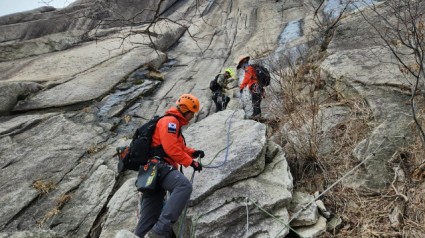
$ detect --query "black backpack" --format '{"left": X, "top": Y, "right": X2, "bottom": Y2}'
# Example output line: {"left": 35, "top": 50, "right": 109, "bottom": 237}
{"left": 209, "top": 74, "right": 221, "bottom": 92}
{"left": 116, "top": 115, "right": 177, "bottom": 173}
{"left": 251, "top": 64, "right": 271, "bottom": 87}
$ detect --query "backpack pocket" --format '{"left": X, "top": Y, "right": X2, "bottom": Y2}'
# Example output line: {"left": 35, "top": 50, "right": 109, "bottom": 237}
{"left": 135, "top": 162, "right": 159, "bottom": 192}
{"left": 251, "top": 83, "right": 264, "bottom": 94}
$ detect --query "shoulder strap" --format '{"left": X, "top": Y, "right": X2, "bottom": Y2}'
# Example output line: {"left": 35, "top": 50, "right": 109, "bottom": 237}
{"left": 150, "top": 114, "right": 185, "bottom": 159}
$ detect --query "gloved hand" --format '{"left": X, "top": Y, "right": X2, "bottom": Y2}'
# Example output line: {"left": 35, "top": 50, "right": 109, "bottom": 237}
{"left": 193, "top": 150, "right": 205, "bottom": 158}
{"left": 240, "top": 89, "right": 243, "bottom": 94}
{"left": 190, "top": 160, "right": 203, "bottom": 172}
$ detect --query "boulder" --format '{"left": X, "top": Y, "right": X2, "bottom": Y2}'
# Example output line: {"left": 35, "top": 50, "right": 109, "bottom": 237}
{"left": 289, "top": 192, "right": 319, "bottom": 227}
{"left": 179, "top": 110, "right": 293, "bottom": 237}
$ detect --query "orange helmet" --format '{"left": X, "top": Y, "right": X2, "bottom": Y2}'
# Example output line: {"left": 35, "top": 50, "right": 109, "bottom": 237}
{"left": 236, "top": 55, "right": 250, "bottom": 69}
{"left": 176, "top": 94, "right": 200, "bottom": 113}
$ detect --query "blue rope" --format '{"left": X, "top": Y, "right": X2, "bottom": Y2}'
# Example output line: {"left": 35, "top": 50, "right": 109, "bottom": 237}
{"left": 178, "top": 110, "right": 236, "bottom": 237}
{"left": 203, "top": 110, "right": 236, "bottom": 168}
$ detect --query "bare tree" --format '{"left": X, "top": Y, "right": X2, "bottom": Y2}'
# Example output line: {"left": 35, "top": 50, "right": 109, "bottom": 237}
{"left": 309, "top": 0, "right": 352, "bottom": 51}
{"left": 359, "top": 0, "right": 425, "bottom": 145}
{"left": 69, "top": 0, "right": 212, "bottom": 54}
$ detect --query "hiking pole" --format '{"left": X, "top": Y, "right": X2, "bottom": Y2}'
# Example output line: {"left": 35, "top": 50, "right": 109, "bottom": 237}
{"left": 177, "top": 169, "right": 196, "bottom": 238}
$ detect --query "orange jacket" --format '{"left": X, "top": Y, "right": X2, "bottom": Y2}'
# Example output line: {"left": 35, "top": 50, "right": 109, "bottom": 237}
{"left": 239, "top": 65, "right": 258, "bottom": 91}
{"left": 151, "top": 107, "right": 195, "bottom": 169}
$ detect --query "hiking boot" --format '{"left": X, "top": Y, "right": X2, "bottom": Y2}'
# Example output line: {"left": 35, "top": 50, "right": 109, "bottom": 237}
{"left": 144, "top": 229, "right": 169, "bottom": 238}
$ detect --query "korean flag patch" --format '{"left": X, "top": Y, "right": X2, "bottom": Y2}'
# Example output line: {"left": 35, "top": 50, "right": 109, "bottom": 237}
{"left": 168, "top": 122, "right": 177, "bottom": 134}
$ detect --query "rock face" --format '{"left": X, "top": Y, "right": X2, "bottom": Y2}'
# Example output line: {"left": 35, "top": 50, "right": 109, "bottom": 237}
{"left": 0, "top": 112, "right": 110, "bottom": 235}
{"left": 0, "top": 0, "right": 179, "bottom": 62}
{"left": 181, "top": 110, "right": 293, "bottom": 237}
{"left": 0, "top": 82, "right": 42, "bottom": 115}
{"left": 320, "top": 7, "right": 413, "bottom": 189}
{"left": 0, "top": 0, "right": 421, "bottom": 237}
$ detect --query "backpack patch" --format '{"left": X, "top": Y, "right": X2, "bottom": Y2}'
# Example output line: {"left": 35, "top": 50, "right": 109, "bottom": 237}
{"left": 117, "top": 115, "right": 176, "bottom": 172}
{"left": 209, "top": 74, "right": 221, "bottom": 92}
{"left": 251, "top": 64, "right": 271, "bottom": 87}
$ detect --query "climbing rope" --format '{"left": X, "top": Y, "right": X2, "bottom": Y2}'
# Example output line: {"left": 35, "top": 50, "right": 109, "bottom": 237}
{"left": 239, "top": 136, "right": 389, "bottom": 237}
{"left": 287, "top": 137, "right": 388, "bottom": 224}
{"left": 177, "top": 111, "right": 237, "bottom": 237}
{"left": 136, "top": 110, "right": 252, "bottom": 237}
{"left": 202, "top": 110, "right": 237, "bottom": 169}
{"left": 244, "top": 197, "right": 304, "bottom": 238}
{"left": 178, "top": 113, "right": 389, "bottom": 237}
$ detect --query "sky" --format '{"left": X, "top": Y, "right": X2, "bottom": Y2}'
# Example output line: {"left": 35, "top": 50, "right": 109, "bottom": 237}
{"left": 0, "top": 0, "right": 76, "bottom": 17}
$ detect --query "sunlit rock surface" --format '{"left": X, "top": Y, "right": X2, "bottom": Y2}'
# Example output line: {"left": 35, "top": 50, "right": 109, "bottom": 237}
{"left": 0, "top": 0, "right": 417, "bottom": 237}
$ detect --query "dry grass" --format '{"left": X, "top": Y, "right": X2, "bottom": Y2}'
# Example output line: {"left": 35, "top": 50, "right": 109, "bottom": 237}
{"left": 37, "top": 207, "right": 60, "bottom": 228}
{"left": 87, "top": 143, "right": 106, "bottom": 154}
{"left": 262, "top": 48, "right": 425, "bottom": 237}
{"left": 322, "top": 131, "right": 425, "bottom": 237}
{"left": 37, "top": 194, "right": 72, "bottom": 228}
{"left": 323, "top": 187, "right": 404, "bottom": 237}
{"left": 123, "top": 114, "right": 132, "bottom": 123}
{"left": 312, "top": 84, "right": 425, "bottom": 238}
{"left": 32, "top": 180, "right": 55, "bottom": 194}
{"left": 82, "top": 106, "right": 93, "bottom": 113}
{"left": 264, "top": 52, "right": 353, "bottom": 186}
{"left": 56, "top": 194, "right": 72, "bottom": 208}
{"left": 280, "top": 96, "right": 374, "bottom": 191}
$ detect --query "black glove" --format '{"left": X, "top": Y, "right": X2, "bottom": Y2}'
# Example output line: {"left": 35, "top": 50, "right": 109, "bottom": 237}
{"left": 193, "top": 150, "right": 205, "bottom": 158}
{"left": 190, "top": 160, "right": 203, "bottom": 172}
{"left": 240, "top": 89, "right": 243, "bottom": 94}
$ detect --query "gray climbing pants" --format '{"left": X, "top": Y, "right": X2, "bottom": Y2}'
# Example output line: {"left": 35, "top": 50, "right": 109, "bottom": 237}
{"left": 251, "top": 92, "right": 262, "bottom": 117}
{"left": 212, "top": 91, "right": 230, "bottom": 112}
{"left": 134, "top": 164, "right": 193, "bottom": 237}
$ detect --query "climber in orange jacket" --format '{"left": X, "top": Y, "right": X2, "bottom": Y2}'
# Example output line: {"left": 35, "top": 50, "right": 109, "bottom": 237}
{"left": 238, "top": 55, "right": 264, "bottom": 118}
{"left": 151, "top": 107, "right": 196, "bottom": 169}
{"left": 239, "top": 60, "right": 258, "bottom": 90}
{"left": 135, "top": 94, "right": 204, "bottom": 238}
